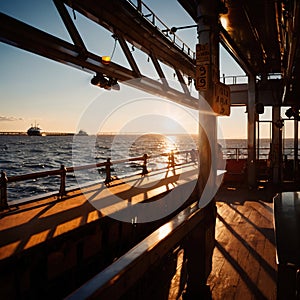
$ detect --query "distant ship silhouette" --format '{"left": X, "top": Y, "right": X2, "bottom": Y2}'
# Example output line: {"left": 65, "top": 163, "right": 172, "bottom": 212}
{"left": 76, "top": 130, "right": 88, "bottom": 136}
{"left": 27, "top": 122, "right": 42, "bottom": 136}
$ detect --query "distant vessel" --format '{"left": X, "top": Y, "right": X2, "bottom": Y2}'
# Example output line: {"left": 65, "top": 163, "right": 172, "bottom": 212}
{"left": 27, "top": 122, "right": 42, "bottom": 136}
{"left": 76, "top": 130, "right": 88, "bottom": 136}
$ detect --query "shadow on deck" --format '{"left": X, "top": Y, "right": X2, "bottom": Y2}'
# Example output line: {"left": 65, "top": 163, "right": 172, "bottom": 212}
{"left": 0, "top": 166, "right": 279, "bottom": 299}
{"left": 207, "top": 185, "right": 277, "bottom": 300}
{"left": 166, "top": 185, "right": 277, "bottom": 300}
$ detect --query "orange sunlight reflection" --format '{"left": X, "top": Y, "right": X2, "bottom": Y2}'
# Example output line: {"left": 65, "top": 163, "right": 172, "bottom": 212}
{"left": 158, "top": 222, "right": 173, "bottom": 241}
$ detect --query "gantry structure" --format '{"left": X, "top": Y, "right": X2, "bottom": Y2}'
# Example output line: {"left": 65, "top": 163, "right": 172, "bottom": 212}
{"left": 1, "top": 0, "right": 299, "bottom": 186}
{"left": 1, "top": 1, "right": 300, "bottom": 298}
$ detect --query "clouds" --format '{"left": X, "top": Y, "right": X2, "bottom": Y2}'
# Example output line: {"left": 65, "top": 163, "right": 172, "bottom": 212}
{"left": 0, "top": 116, "right": 23, "bottom": 122}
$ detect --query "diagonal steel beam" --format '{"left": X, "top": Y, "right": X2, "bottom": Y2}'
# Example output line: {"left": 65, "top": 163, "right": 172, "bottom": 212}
{"left": 117, "top": 34, "right": 141, "bottom": 77}
{"left": 0, "top": 13, "right": 133, "bottom": 80}
{"left": 219, "top": 26, "right": 255, "bottom": 76}
{"left": 149, "top": 53, "right": 169, "bottom": 88}
{"left": 175, "top": 69, "right": 190, "bottom": 95}
{"left": 62, "top": 0, "right": 196, "bottom": 79}
{"left": 53, "top": 0, "right": 87, "bottom": 56}
{"left": 0, "top": 12, "right": 198, "bottom": 110}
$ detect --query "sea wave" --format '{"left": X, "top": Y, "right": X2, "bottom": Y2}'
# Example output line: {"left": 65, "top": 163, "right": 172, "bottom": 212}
{"left": 0, "top": 134, "right": 196, "bottom": 201}
{"left": 0, "top": 135, "right": 295, "bottom": 202}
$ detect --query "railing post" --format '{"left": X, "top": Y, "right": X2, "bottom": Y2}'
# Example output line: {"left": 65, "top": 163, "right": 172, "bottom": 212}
{"left": 190, "top": 149, "right": 197, "bottom": 163}
{"left": 105, "top": 158, "right": 112, "bottom": 184}
{"left": 0, "top": 171, "right": 8, "bottom": 210}
{"left": 59, "top": 164, "right": 67, "bottom": 197}
{"left": 168, "top": 151, "right": 175, "bottom": 168}
{"left": 141, "top": 154, "right": 149, "bottom": 176}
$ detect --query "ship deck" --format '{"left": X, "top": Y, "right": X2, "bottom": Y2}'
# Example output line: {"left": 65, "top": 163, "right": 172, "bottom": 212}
{"left": 169, "top": 184, "right": 277, "bottom": 299}
{"left": 0, "top": 168, "right": 278, "bottom": 299}
{"left": 209, "top": 186, "right": 277, "bottom": 299}
{"left": 0, "top": 163, "right": 198, "bottom": 261}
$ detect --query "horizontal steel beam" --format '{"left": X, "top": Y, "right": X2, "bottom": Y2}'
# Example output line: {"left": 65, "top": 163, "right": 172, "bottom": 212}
{"left": 0, "top": 12, "right": 198, "bottom": 110}
{"left": 229, "top": 84, "right": 248, "bottom": 105}
{"left": 229, "top": 80, "right": 283, "bottom": 106}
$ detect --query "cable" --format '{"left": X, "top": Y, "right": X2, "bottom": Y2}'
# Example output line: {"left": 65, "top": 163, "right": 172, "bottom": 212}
{"left": 110, "top": 37, "right": 117, "bottom": 60}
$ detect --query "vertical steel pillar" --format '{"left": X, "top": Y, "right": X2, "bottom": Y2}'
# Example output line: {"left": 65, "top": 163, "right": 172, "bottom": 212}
{"left": 196, "top": 0, "right": 218, "bottom": 197}
{"left": 183, "top": 0, "right": 218, "bottom": 298}
{"left": 257, "top": 115, "right": 260, "bottom": 160}
{"left": 294, "top": 118, "right": 298, "bottom": 178}
{"left": 272, "top": 106, "right": 282, "bottom": 183}
{"left": 247, "top": 75, "right": 256, "bottom": 187}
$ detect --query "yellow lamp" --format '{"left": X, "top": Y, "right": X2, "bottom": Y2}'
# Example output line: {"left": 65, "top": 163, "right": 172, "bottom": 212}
{"left": 101, "top": 56, "right": 111, "bottom": 65}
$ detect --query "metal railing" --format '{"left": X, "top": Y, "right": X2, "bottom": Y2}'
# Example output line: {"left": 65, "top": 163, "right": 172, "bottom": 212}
{"left": 66, "top": 200, "right": 215, "bottom": 300}
{"left": 220, "top": 73, "right": 282, "bottom": 85}
{"left": 223, "top": 147, "right": 248, "bottom": 160}
{"left": 2, "top": 145, "right": 299, "bottom": 209}
{"left": 223, "top": 146, "right": 300, "bottom": 160}
{"left": 126, "top": 0, "right": 195, "bottom": 59}
{"left": 220, "top": 75, "right": 248, "bottom": 85}
{"left": 0, "top": 149, "right": 195, "bottom": 210}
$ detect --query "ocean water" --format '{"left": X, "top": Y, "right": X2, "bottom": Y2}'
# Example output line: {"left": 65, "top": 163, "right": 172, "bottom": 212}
{"left": 0, "top": 134, "right": 197, "bottom": 201}
{"left": 0, "top": 135, "right": 296, "bottom": 202}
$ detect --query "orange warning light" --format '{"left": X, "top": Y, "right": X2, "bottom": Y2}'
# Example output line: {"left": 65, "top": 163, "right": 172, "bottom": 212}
{"left": 101, "top": 56, "right": 111, "bottom": 65}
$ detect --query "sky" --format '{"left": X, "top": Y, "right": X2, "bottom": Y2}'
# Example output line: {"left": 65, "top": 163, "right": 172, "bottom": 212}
{"left": 0, "top": 0, "right": 288, "bottom": 139}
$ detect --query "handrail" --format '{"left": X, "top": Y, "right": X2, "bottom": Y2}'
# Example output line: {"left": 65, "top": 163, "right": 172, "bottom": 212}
{"left": 2, "top": 146, "right": 298, "bottom": 209}
{"left": 0, "top": 149, "right": 196, "bottom": 210}
{"left": 222, "top": 146, "right": 300, "bottom": 160}
{"left": 7, "top": 169, "right": 64, "bottom": 183}
{"left": 66, "top": 201, "right": 208, "bottom": 300}
{"left": 219, "top": 74, "right": 282, "bottom": 85}
{"left": 126, "top": 0, "right": 195, "bottom": 60}
{"left": 220, "top": 75, "right": 248, "bottom": 85}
